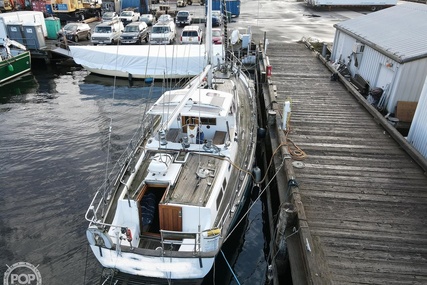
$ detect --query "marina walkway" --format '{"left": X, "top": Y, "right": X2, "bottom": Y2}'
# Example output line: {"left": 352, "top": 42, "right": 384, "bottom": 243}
{"left": 264, "top": 42, "right": 427, "bottom": 284}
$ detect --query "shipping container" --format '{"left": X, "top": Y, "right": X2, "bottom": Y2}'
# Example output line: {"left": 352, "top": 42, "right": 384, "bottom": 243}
{"left": 209, "top": 0, "right": 240, "bottom": 17}
{"left": 31, "top": 0, "right": 48, "bottom": 14}
{"left": 15, "top": 0, "right": 25, "bottom": 9}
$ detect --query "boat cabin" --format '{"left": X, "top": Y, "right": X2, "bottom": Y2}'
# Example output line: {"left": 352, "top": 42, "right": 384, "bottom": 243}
{"left": 146, "top": 87, "right": 236, "bottom": 148}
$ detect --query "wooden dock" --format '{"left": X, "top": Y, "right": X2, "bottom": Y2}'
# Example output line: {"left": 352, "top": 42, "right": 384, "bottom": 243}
{"left": 259, "top": 42, "right": 427, "bottom": 284}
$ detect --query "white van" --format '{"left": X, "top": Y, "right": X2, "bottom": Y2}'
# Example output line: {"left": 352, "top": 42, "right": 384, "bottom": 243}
{"left": 180, "top": 25, "right": 203, "bottom": 44}
{"left": 149, "top": 20, "right": 176, "bottom": 45}
{"left": 91, "top": 21, "right": 124, "bottom": 45}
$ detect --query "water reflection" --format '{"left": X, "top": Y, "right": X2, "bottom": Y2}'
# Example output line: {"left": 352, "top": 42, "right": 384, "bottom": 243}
{"left": 81, "top": 74, "right": 166, "bottom": 101}
{"left": 0, "top": 74, "right": 38, "bottom": 104}
{"left": 0, "top": 65, "right": 159, "bottom": 285}
{"left": 83, "top": 73, "right": 186, "bottom": 90}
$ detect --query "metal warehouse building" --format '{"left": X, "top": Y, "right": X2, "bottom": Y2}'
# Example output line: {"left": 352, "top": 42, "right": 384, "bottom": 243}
{"left": 330, "top": 2, "right": 427, "bottom": 158}
{"left": 330, "top": 2, "right": 427, "bottom": 115}
{"left": 407, "top": 77, "right": 427, "bottom": 159}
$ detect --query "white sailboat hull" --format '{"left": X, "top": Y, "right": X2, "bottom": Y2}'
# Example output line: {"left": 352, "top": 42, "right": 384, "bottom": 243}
{"left": 80, "top": 65, "right": 193, "bottom": 79}
{"left": 91, "top": 245, "right": 213, "bottom": 280}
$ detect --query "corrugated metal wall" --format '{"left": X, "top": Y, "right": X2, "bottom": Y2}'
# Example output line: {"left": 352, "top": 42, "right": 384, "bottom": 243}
{"left": 407, "top": 76, "right": 427, "bottom": 159}
{"left": 331, "top": 31, "right": 352, "bottom": 65}
{"left": 358, "top": 47, "right": 395, "bottom": 87}
{"left": 389, "top": 58, "right": 427, "bottom": 112}
{"left": 331, "top": 30, "right": 427, "bottom": 114}
{"left": 122, "top": 0, "right": 140, "bottom": 10}
{"left": 331, "top": 32, "right": 397, "bottom": 86}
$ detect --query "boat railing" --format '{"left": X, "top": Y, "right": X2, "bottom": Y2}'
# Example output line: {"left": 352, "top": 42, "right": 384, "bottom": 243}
{"left": 160, "top": 230, "right": 200, "bottom": 253}
{"left": 85, "top": 192, "right": 132, "bottom": 232}
{"left": 85, "top": 150, "right": 139, "bottom": 225}
{"left": 160, "top": 228, "right": 221, "bottom": 254}
{"left": 85, "top": 188, "right": 110, "bottom": 225}
{"left": 85, "top": 119, "right": 156, "bottom": 225}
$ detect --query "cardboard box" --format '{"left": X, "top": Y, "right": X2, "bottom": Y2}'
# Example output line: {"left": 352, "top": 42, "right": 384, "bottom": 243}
{"left": 396, "top": 101, "right": 418, "bottom": 122}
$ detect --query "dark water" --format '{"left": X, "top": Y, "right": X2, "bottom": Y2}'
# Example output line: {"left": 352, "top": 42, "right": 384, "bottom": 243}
{"left": 0, "top": 64, "right": 268, "bottom": 285}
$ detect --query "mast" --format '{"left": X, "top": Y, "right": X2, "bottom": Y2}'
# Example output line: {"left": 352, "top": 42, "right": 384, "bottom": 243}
{"left": 159, "top": 65, "right": 212, "bottom": 132}
{"left": 206, "top": 0, "right": 213, "bottom": 87}
{"left": 221, "top": 0, "right": 228, "bottom": 53}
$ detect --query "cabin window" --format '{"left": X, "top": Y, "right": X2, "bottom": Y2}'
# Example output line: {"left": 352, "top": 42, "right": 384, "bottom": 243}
{"left": 183, "top": 117, "right": 199, "bottom": 126}
{"left": 222, "top": 178, "right": 227, "bottom": 190}
{"left": 182, "top": 117, "right": 216, "bottom": 129}
{"left": 200, "top": 117, "right": 216, "bottom": 126}
{"left": 216, "top": 189, "right": 223, "bottom": 210}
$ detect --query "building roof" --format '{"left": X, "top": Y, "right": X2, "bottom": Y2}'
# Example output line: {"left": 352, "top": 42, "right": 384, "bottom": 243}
{"left": 334, "top": 3, "right": 427, "bottom": 63}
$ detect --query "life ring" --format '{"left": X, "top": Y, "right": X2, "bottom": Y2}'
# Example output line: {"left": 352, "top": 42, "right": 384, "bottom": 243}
{"left": 86, "top": 226, "right": 114, "bottom": 249}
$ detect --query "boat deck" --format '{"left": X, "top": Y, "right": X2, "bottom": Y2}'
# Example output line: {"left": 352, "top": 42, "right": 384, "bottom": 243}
{"left": 171, "top": 152, "right": 221, "bottom": 206}
{"left": 267, "top": 43, "right": 427, "bottom": 284}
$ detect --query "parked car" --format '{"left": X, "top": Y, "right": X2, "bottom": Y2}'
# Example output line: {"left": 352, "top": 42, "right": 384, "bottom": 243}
{"left": 211, "top": 10, "right": 223, "bottom": 26}
{"left": 175, "top": 10, "right": 192, "bottom": 27}
{"left": 180, "top": 25, "right": 203, "bottom": 44}
{"left": 91, "top": 21, "right": 124, "bottom": 45}
{"left": 150, "top": 20, "right": 176, "bottom": 45}
{"left": 157, "top": 14, "right": 173, "bottom": 23}
{"left": 177, "top": 0, "right": 186, "bottom": 7}
{"left": 57, "top": 22, "right": 91, "bottom": 43}
{"left": 101, "top": 11, "right": 119, "bottom": 23}
{"left": 188, "top": 0, "right": 205, "bottom": 4}
{"left": 139, "top": 14, "right": 155, "bottom": 26}
{"left": 119, "top": 9, "right": 140, "bottom": 25}
{"left": 120, "top": 22, "right": 149, "bottom": 44}
{"left": 211, "top": 28, "right": 223, "bottom": 44}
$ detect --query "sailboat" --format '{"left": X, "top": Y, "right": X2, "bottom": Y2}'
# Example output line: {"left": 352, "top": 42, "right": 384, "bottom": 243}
{"left": 85, "top": 2, "right": 258, "bottom": 284}
{"left": 69, "top": 44, "right": 224, "bottom": 80}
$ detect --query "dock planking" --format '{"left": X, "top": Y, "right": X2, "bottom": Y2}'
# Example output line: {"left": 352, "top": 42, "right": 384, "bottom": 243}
{"left": 267, "top": 42, "right": 427, "bottom": 284}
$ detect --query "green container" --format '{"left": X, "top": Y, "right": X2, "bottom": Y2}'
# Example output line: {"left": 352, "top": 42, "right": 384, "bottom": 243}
{"left": 45, "top": 17, "right": 61, "bottom": 39}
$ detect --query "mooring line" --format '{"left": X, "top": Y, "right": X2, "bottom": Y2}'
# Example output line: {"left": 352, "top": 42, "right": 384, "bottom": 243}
{"left": 220, "top": 250, "right": 241, "bottom": 285}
